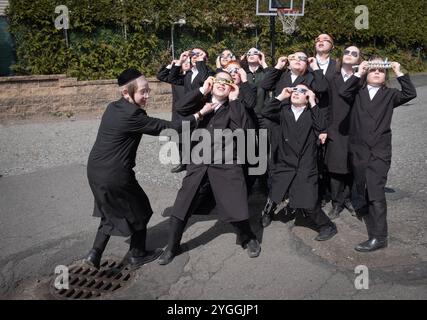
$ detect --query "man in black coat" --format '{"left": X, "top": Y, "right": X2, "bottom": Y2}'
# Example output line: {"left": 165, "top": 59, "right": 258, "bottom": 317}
{"left": 158, "top": 72, "right": 261, "bottom": 265}
{"left": 156, "top": 58, "right": 191, "bottom": 173}
{"left": 260, "top": 84, "right": 337, "bottom": 241}
{"left": 83, "top": 69, "right": 215, "bottom": 270}
{"left": 325, "top": 46, "right": 362, "bottom": 219}
{"left": 339, "top": 59, "right": 417, "bottom": 252}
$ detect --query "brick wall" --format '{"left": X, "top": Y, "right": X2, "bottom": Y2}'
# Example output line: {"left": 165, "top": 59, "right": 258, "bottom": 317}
{"left": 0, "top": 74, "right": 173, "bottom": 121}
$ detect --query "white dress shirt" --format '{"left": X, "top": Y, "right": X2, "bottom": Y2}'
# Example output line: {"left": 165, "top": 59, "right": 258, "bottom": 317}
{"left": 191, "top": 67, "right": 199, "bottom": 83}
{"left": 212, "top": 97, "right": 225, "bottom": 112}
{"left": 367, "top": 85, "right": 381, "bottom": 100}
{"left": 291, "top": 72, "right": 298, "bottom": 83}
{"left": 291, "top": 105, "right": 306, "bottom": 121}
{"left": 316, "top": 54, "right": 330, "bottom": 75}
{"left": 341, "top": 68, "right": 353, "bottom": 82}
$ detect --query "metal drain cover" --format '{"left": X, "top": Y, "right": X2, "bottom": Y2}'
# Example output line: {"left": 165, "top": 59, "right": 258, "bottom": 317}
{"left": 50, "top": 257, "right": 134, "bottom": 300}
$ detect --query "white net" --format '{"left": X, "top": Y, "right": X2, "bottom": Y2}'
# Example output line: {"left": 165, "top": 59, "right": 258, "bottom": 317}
{"left": 277, "top": 9, "right": 299, "bottom": 34}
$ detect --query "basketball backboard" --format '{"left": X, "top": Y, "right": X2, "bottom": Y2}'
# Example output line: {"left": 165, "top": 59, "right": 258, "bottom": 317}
{"left": 256, "top": 0, "right": 305, "bottom": 16}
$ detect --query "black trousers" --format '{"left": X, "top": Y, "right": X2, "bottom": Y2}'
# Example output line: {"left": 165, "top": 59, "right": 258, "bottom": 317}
{"left": 92, "top": 220, "right": 148, "bottom": 257}
{"left": 304, "top": 205, "right": 332, "bottom": 227}
{"left": 329, "top": 172, "right": 352, "bottom": 208}
{"left": 166, "top": 215, "right": 257, "bottom": 251}
{"left": 317, "top": 145, "right": 330, "bottom": 203}
{"left": 167, "top": 175, "right": 256, "bottom": 250}
{"left": 362, "top": 199, "right": 388, "bottom": 240}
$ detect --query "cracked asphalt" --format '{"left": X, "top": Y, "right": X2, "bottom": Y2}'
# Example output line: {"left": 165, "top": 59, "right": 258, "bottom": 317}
{"left": 0, "top": 75, "right": 426, "bottom": 300}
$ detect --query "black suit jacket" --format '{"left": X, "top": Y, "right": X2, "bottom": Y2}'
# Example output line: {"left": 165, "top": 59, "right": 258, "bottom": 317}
{"left": 169, "top": 61, "right": 214, "bottom": 93}
{"left": 156, "top": 65, "right": 186, "bottom": 121}
{"left": 261, "top": 98, "right": 326, "bottom": 208}
{"left": 260, "top": 67, "right": 329, "bottom": 97}
{"left": 339, "top": 74, "right": 417, "bottom": 202}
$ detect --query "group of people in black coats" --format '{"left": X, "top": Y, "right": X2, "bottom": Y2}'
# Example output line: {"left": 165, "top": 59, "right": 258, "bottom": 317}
{"left": 82, "top": 33, "right": 417, "bottom": 271}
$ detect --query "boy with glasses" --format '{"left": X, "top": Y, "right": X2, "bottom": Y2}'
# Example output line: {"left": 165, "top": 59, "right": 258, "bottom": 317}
{"left": 158, "top": 72, "right": 261, "bottom": 265}
{"left": 156, "top": 58, "right": 191, "bottom": 173}
{"left": 325, "top": 46, "right": 362, "bottom": 219}
{"left": 339, "top": 58, "right": 417, "bottom": 252}
{"left": 260, "top": 84, "right": 337, "bottom": 241}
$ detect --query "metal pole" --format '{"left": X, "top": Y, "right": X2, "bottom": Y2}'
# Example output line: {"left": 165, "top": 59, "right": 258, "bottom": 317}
{"left": 64, "top": 29, "right": 69, "bottom": 48}
{"left": 171, "top": 24, "right": 175, "bottom": 60}
{"left": 255, "top": 27, "right": 258, "bottom": 49}
{"left": 270, "top": 16, "right": 276, "bottom": 66}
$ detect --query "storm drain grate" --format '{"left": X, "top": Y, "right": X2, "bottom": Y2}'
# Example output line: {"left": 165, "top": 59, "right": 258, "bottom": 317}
{"left": 50, "top": 258, "right": 134, "bottom": 300}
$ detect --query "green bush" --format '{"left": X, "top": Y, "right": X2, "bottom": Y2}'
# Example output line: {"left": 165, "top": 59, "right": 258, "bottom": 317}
{"left": 6, "top": 0, "right": 426, "bottom": 79}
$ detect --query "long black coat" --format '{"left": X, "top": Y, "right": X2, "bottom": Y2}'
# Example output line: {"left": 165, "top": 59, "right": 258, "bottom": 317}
{"left": 339, "top": 74, "right": 417, "bottom": 205}
{"left": 87, "top": 98, "right": 196, "bottom": 236}
{"left": 261, "top": 98, "right": 326, "bottom": 209}
{"left": 172, "top": 89, "right": 252, "bottom": 222}
{"left": 316, "top": 59, "right": 337, "bottom": 129}
{"left": 156, "top": 65, "right": 186, "bottom": 121}
{"left": 324, "top": 72, "right": 358, "bottom": 174}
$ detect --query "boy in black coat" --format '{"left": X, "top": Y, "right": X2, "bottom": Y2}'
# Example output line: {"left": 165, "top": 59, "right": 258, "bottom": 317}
{"left": 156, "top": 58, "right": 191, "bottom": 173}
{"left": 158, "top": 72, "right": 261, "bottom": 265}
{"left": 339, "top": 58, "right": 417, "bottom": 252}
{"left": 325, "top": 46, "right": 362, "bottom": 219}
{"left": 260, "top": 84, "right": 337, "bottom": 241}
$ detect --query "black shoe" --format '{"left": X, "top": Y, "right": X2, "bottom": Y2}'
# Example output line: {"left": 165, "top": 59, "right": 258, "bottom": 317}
{"left": 343, "top": 199, "right": 355, "bottom": 215}
{"left": 158, "top": 246, "right": 182, "bottom": 265}
{"left": 328, "top": 205, "right": 344, "bottom": 220}
{"left": 128, "top": 248, "right": 163, "bottom": 270}
{"left": 83, "top": 248, "right": 102, "bottom": 269}
{"left": 315, "top": 223, "right": 337, "bottom": 241}
{"left": 261, "top": 212, "right": 273, "bottom": 228}
{"left": 244, "top": 239, "right": 261, "bottom": 258}
{"left": 355, "top": 238, "right": 388, "bottom": 252}
{"left": 171, "top": 164, "right": 186, "bottom": 173}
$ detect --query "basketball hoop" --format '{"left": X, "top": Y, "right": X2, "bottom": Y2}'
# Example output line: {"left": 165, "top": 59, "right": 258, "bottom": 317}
{"left": 277, "top": 8, "right": 299, "bottom": 34}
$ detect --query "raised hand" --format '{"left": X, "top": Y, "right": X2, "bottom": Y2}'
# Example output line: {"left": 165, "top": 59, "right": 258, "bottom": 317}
{"left": 229, "top": 83, "right": 240, "bottom": 101}
{"left": 277, "top": 87, "right": 293, "bottom": 101}
{"left": 306, "top": 90, "right": 317, "bottom": 107}
{"left": 259, "top": 52, "right": 268, "bottom": 68}
{"left": 238, "top": 68, "right": 248, "bottom": 83}
{"left": 275, "top": 56, "right": 288, "bottom": 70}
{"left": 391, "top": 62, "right": 403, "bottom": 76}
{"left": 179, "top": 51, "right": 190, "bottom": 64}
{"left": 357, "top": 61, "right": 369, "bottom": 76}
{"left": 200, "top": 102, "right": 217, "bottom": 116}
{"left": 202, "top": 76, "right": 215, "bottom": 95}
